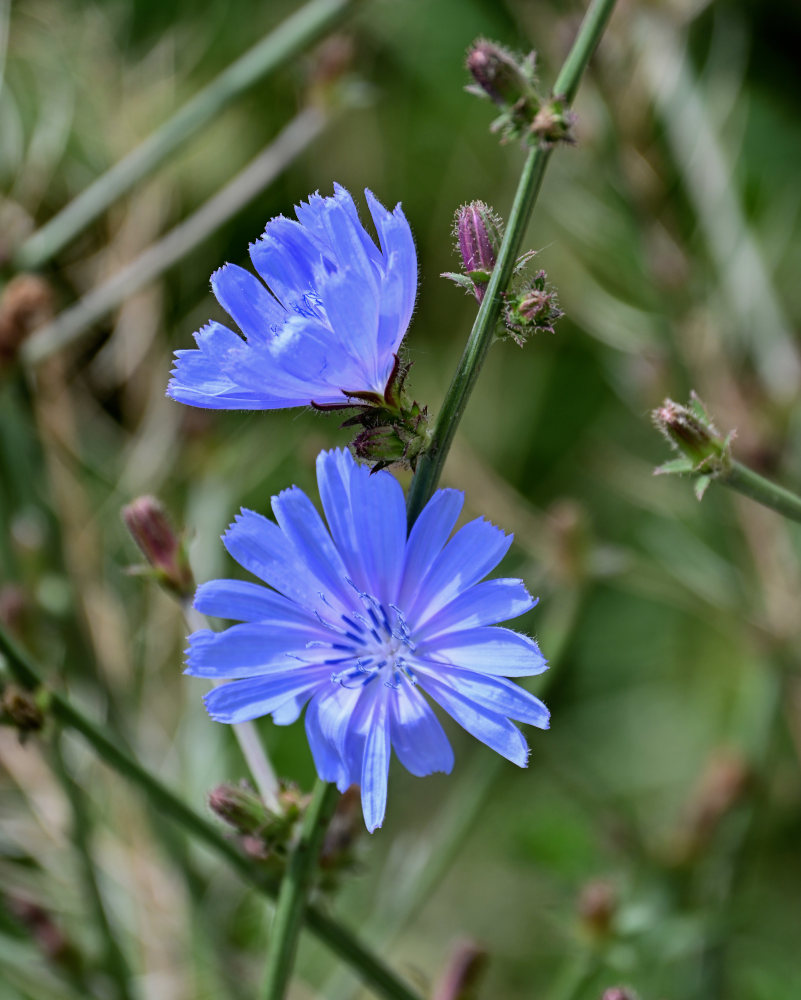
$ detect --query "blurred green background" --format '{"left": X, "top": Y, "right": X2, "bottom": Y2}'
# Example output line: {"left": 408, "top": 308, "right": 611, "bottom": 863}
{"left": 1, "top": 0, "right": 801, "bottom": 997}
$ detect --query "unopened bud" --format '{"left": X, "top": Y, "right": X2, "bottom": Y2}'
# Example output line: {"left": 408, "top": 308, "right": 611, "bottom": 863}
{"left": 652, "top": 393, "right": 733, "bottom": 491}
{"left": 504, "top": 270, "right": 563, "bottom": 344}
{"left": 122, "top": 495, "right": 193, "bottom": 598}
{"left": 466, "top": 40, "right": 534, "bottom": 110}
{"left": 602, "top": 989, "right": 639, "bottom": 1000}
{"left": 209, "top": 782, "right": 276, "bottom": 836}
{"left": 450, "top": 202, "right": 503, "bottom": 303}
{"left": 0, "top": 275, "right": 54, "bottom": 368}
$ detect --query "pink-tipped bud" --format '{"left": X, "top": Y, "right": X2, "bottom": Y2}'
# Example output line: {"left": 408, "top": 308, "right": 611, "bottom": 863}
{"left": 602, "top": 989, "right": 639, "bottom": 1000}
{"left": 456, "top": 201, "right": 502, "bottom": 302}
{"left": 122, "top": 496, "right": 193, "bottom": 598}
{"left": 466, "top": 39, "right": 533, "bottom": 110}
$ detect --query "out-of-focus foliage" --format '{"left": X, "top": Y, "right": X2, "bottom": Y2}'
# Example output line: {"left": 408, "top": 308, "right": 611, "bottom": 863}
{"left": 1, "top": 0, "right": 801, "bottom": 997}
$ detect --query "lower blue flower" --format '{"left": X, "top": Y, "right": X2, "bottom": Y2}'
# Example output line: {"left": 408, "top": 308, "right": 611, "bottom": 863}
{"left": 186, "top": 449, "right": 548, "bottom": 831}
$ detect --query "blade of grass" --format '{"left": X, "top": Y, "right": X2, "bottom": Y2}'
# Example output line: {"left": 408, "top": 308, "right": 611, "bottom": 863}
{"left": 22, "top": 107, "right": 327, "bottom": 365}
{"left": 13, "top": 0, "right": 357, "bottom": 271}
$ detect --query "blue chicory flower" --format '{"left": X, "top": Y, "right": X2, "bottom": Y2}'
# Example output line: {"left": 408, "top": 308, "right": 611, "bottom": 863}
{"left": 186, "top": 448, "right": 549, "bottom": 832}
{"left": 167, "top": 185, "right": 417, "bottom": 409}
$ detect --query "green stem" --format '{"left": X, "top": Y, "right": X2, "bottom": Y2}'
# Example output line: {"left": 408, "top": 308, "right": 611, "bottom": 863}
{"left": 720, "top": 460, "right": 801, "bottom": 525}
{"left": 406, "top": 0, "right": 618, "bottom": 527}
{"left": 0, "top": 626, "right": 423, "bottom": 1000}
{"left": 13, "top": 0, "right": 357, "bottom": 271}
{"left": 263, "top": 779, "right": 340, "bottom": 999}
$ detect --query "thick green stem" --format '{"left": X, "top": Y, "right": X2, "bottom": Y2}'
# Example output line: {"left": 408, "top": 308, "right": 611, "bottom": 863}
{"left": 720, "top": 460, "right": 801, "bottom": 525}
{"left": 0, "top": 626, "right": 423, "bottom": 1000}
{"left": 13, "top": 0, "right": 357, "bottom": 271}
{"left": 263, "top": 779, "right": 340, "bottom": 999}
{"left": 406, "top": 0, "right": 618, "bottom": 527}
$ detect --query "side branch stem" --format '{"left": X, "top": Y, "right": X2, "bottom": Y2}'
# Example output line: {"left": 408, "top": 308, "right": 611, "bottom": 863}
{"left": 721, "top": 461, "right": 801, "bottom": 524}
{"left": 0, "top": 626, "right": 423, "bottom": 1000}
{"left": 406, "top": 0, "right": 618, "bottom": 527}
{"left": 263, "top": 779, "right": 340, "bottom": 999}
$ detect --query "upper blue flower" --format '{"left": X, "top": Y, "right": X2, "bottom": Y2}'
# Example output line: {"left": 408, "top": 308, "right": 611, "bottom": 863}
{"left": 167, "top": 185, "right": 417, "bottom": 409}
{"left": 186, "top": 448, "right": 548, "bottom": 832}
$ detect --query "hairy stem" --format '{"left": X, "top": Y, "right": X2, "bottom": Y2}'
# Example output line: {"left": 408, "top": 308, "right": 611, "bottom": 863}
{"left": 0, "top": 625, "right": 424, "bottom": 1000}
{"left": 720, "top": 460, "right": 801, "bottom": 525}
{"left": 406, "top": 0, "right": 618, "bottom": 527}
{"left": 263, "top": 779, "right": 340, "bottom": 999}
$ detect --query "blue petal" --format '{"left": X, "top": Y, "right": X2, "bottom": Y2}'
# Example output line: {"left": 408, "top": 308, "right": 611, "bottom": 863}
{"left": 422, "top": 665, "right": 549, "bottom": 729}
{"left": 185, "top": 624, "right": 313, "bottom": 678}
{"left": 418, "top": 627, "right": 547, "bottom": 677}
{"left": 360, "top": 696, "right": 391, "bottom": 832}
{"left": 366, "top": 189, "right": 417, "bottom": 342}
{"left": 210, "top": 263, "right": 284, "bottom": 342}
{"left": 417, "top": 672, "right": 529, "bottom": 767}
{"left": 270, "top": 486, "right": 352, "bottom": 609}
{"left": 346, "top": 461, "right": 407, "bottom": 603}
{"left": 389, "top": 680, "right": 454, "bottom": 777}
{"left": 316, "top": 189, "right": 380, "bottom": 297}
{"left": 305, "top": 683, "right": 362, "bottom": 789}
{"left": 397, "top": 488, "right": 464, "bottom": 609}
{"left": 417, "top": 579, "right": 536, "bottom": 636}
{"left": 249, "top": 216, "right": 322, "bottom": 308}
{"left": 193, "top": 579, "right": 320, "bottom": 628}
{"left": 317, "top": 267, "right": 383, "bottom": 390}
{"left": 408, "top": 518, "right": 513, "bottom": 625}
{"left": 222, "top": 508, "right": 323, "bottom": 609}
{"left": 203, "top": 666, "right": 328, "bottom": 724}
{"left": 316, "top": 449, "right": 367, "bottom": 591}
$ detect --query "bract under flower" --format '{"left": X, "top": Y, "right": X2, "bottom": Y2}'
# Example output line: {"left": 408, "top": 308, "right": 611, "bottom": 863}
{"left": 167, "top": 185, "right": 417, "bottom": 409}
{"left": 186, "top": 449, "right": 548, "bottom": 832}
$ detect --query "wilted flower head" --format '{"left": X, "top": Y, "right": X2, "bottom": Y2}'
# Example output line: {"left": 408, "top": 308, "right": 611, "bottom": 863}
{"left": 167, "top": 185, "right": 417, "bottom": 409}
{"left": 186, "top": 448, "right": 548, "bottom": 831}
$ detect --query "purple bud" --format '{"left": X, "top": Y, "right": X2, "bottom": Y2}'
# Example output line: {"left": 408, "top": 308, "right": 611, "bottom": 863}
{"left": 454, "top": 202, "right": 503, "bottom": 303}
{"left": 466, "top": 39, "right": 533, "bottom": 110}
{"left": 122, "top": 495, "right": 193, "bottom": 598}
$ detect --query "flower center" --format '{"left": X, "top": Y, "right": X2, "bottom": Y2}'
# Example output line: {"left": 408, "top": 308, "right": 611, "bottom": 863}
{"left": 315, "top": 586, "right": 416, "bottom": 690}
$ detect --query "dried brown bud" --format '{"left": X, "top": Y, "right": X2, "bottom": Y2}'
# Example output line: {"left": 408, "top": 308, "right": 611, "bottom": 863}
{"left": 0, "top": 275, "right": 54, "bottom": 367}
{"left": 0, "top": 684, "right": 47, "bottom": 740}
{"left": 578, "top": 879, "right": 617, "bottom": 938}
{"left": 122, "top": 495, "right": 193, "bottom": 598}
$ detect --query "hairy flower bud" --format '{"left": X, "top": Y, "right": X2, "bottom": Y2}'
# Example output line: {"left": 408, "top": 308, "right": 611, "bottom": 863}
{"left": 466, "top": 39, "right": 534, "bottom": 110}
{"left": 504, "top": 269, "right": 563, "bottom": 344}
{"left": 122, "top": 496, "right": 193, "bottom": 598}
{"left": 652, "top": 393, "right": 734, "bottom": 498}
{"left": 454, "top": 201, "right": 503, "bottom": 303}
{"left": 209, "top": 782, "right": 278, "bottom": 836}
